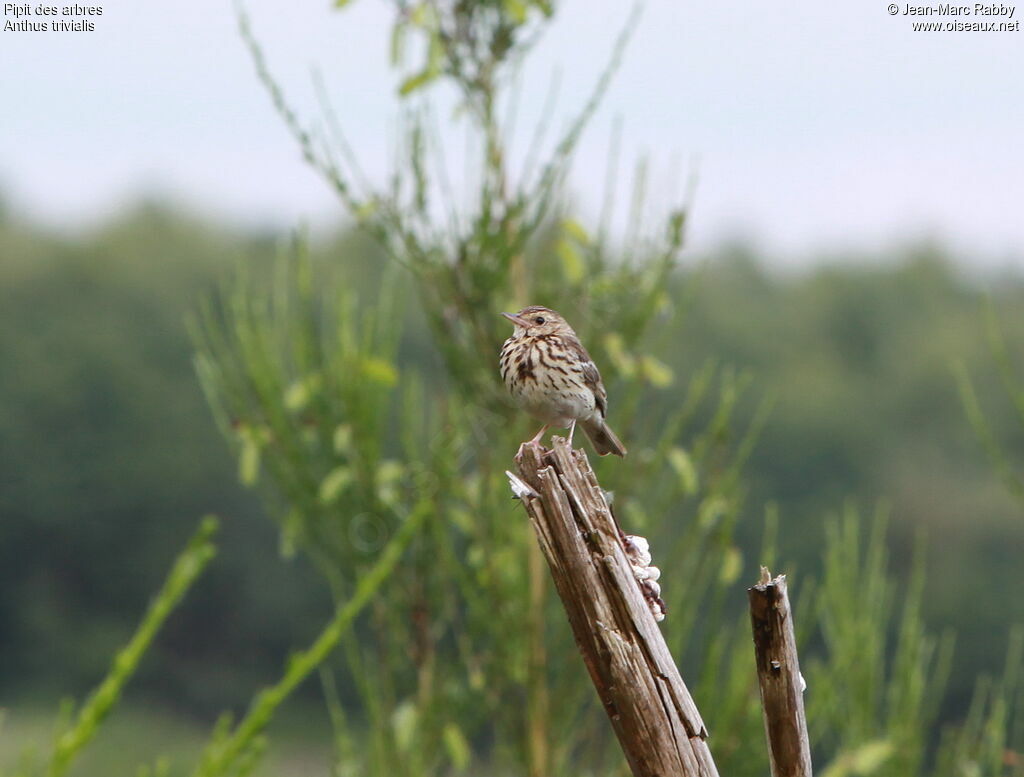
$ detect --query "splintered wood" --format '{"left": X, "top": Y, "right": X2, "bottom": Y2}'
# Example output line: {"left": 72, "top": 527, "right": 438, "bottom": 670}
{"left": 509, "top": 438, "right": 718, "bottom": 777}
{"left": 748, "top": 569, "right": 813, "bottom": 777}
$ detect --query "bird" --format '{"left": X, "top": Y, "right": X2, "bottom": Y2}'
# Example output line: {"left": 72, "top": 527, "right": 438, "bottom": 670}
{"left": 499, "top": 305, "right": 627, "bottom": 457}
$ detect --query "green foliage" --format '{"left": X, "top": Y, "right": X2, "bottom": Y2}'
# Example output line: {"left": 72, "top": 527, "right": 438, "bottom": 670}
{"left": 239, "top": 0, "right": 653, "bottom": 412}
{"left": 935, "top": 626, "right": 1024, "bottom": 777}
{"left": 0, "top": 206, "right": 313, "bottom": 706}
{"left": 807, "top": 508, "right": 952, "bottom": 777}
{"left": 334, "top": 0, "right": 554, "bottom": 97}
{"left": 190, "top": 220, "right": 754, "bottom": 774}
{"left": 1, "top": 518, "right": 218, "bottom": 777}
{"left": 680, "top": 253, "right": 1024, "bottom": 714}
{"left": 957, "top": 303, "right": 1024, "bottom": 508}
{"left": 949, "top": 300, "right": 1024, "bottom": 777}
{"left": 208, "top": 10, "right": 718, "bottom": 769}
{"left": 191, "top": 501, "right": 427, "bottom": 777}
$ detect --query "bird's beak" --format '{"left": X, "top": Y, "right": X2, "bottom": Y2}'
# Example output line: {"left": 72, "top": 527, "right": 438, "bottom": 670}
{"left": 501, "top": 312, "right": 530, "bottom": 328}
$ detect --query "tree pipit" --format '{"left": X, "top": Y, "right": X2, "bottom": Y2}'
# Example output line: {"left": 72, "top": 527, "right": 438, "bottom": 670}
{"left": 500, "top": 306, "right": 626, "bottom": 458}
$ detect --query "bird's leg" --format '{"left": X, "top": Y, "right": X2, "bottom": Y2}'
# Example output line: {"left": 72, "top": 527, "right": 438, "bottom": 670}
{"left": 516, "top": 424, "right": 550, "bottom": 460}
{"left": 529, "top": 424, "right": 550, "bottom": 445}
{"left": 567, "top": 419, "right": 577, "bottom": 447}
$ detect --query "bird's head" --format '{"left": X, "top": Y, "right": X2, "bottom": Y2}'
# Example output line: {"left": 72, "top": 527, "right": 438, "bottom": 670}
{"left": 501, "top": 306, "right": 573, "bottom": 337}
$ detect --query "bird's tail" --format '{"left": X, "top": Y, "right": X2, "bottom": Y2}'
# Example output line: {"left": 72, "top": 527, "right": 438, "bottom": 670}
{"left": 580, "top": 418, "right": 627, "bottom": 457}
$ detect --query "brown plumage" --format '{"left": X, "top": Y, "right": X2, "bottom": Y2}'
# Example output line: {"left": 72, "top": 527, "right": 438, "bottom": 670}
{"left": 499, "top": 306, "right": 627, "bottom": 457}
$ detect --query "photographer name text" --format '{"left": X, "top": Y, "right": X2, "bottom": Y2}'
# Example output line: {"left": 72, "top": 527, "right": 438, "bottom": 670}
{"left": 898, "top": 3, "right": 1015, "bottom": 15}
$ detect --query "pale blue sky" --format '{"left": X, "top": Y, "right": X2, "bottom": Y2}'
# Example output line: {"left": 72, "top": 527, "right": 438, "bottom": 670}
{"left": 2, "top": 0, "right": 1022, "bottom": 265}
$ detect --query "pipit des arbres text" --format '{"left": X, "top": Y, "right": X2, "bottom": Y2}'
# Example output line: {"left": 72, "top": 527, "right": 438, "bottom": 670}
{"left": 500, "top": 306, "right": 627, "bottom": 458}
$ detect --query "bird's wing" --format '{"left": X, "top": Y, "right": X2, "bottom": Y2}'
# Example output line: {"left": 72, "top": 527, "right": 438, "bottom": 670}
{"left": 567, "top": 337, "right": 608, "bottom": 418}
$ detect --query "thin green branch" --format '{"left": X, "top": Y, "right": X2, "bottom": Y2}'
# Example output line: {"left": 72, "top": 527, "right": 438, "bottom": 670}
{"left": 523, "top": 2, "right": 643, "bottom": 236}
{"left": 190, "top": 501, "right": 429, "bottom": 777}
{"left": 47, "top": 518, "right": 219, "bottom": 777}
{"left": 954, "top": 360, "right": 1024, "bottom": 504}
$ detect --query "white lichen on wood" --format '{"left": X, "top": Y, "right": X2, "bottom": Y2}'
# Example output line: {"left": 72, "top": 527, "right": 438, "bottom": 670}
{"left": 621, "top": 533, "right": 666, "bottom": 622}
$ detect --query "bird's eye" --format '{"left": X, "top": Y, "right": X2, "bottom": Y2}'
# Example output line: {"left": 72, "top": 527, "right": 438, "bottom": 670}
{"left": 535, "top": 316, "right": 546, "bottom": 324}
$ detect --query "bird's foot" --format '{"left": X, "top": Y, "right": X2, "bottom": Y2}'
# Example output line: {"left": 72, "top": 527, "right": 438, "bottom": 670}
{"left": 515, "top": 425, "right": 550, "bottom": 461}
{"left": 515, "top": 441, "right": 528, "bottom": 461}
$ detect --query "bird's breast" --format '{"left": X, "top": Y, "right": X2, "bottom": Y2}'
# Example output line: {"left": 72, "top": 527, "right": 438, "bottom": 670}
{"left": 500, "top": 335, "right": 596, "bottom": 424}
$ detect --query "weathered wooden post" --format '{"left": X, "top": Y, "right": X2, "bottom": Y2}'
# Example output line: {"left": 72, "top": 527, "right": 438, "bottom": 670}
{"left": 508, "top": 438, "right": 719, "bottom": 777}
{"left": 748, "top": 568, "right": 813, "bottom": 777}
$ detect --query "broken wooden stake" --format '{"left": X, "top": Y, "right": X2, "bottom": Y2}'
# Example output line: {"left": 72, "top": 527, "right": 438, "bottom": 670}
{"left": 748, "top": 568, "right": 813, "bottom": 777}
{"left": 510, "top": 438, "right": 719, "bottom": 777}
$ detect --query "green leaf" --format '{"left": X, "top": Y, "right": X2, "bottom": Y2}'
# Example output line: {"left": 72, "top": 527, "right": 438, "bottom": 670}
{"left": 361, "top": 357, "right": 398, "bottom": 386}
{"left": 719, "top": 546, "right": 742, "bottom": 585}
{"left": 449, "top": 507, "right": 474, "bottom": 532}
{"left": 821, "top": 739, "right": 894, "bottom": 777}
{"left": 389, "top": 21, "right": 407, "bottom": 66}
{"left": 442, "top": 722, "right": 471, "bottom": 771}
{"left": 603, "top": 333, "right": 635, "bottom": 377}
{"left": 391, "top": 700, "right": 418, "bottom": 753}
{"left": 354, "top": 196, "right": 379, "bottom": 221}
{"left": 409, "top": 3, "right": 429, "bottom": 26}
{"left": 377, "top": 459, "right": 404, "bottom": 483}
{"left": 503, "top": 0, "right": 528, "bottom": 23}
{"left": 333, "top": 424, "right": 353, "bottom": 454}
{"left": 283, "top": 374, "right": 321, "bottom": 412}
{"left": 376, "top": 460, "right": 404, "bottom": 507}
{"left": 667, "top": 447, "right": 699, "bottom": 495}
{"left": 556, "top": 238, "right": 584, "bottom": 284}
{"left": 666, "top": 208, "right": 687, "bottom": 247}
{"left": 399, "top": 68, "right": 438, "bottom": 96}
{"left": 563, "top": 218, "right": 591, "bottom": 246}
{"left": 427, "top": 29, "right": 444, "bottom": 71}
{"left": 237, "top": 427, "right": 261, "bottom": 486}
{"left": 653, "top": 289, "right": 671, "bottom": 313}
{"left": 623, "top": 502, "right": 649, "bottom": 531}
{"left": 319, "top": 466, "right": 353, "bottom": 504}
{"left": 850, "top": 740, "right": 893, "bottom": 773}
{"left": 697, "top": 496, "right": 728, "bottom": 529}
{"left": 640, "top": 355, "right": 674, "bottom": 387}
{"left": 279, "top": 508, "right": 303, "bottom": 559}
